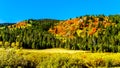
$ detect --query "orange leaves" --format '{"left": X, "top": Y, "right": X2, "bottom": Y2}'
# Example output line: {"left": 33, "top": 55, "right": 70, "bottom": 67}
{"left": 104, "top": 23, "right": 110, "bottom": 28}
{"left": 49, "top": 25, "right": 67, "bottom": 36}
{"left": 49, "top": 18, "right": 82, "bottom": 38}
{"left": 88, "top": 31, "right": 94, "bottom": 35}
{"left": 17, "top": 22, "right": 27, "bottom": 26}
{"left": 49, "top": 16, "right": 116, "bottom": 39}
{"left": 98, "top": 28, "right": 101, "bottom": 31}
{"left": 48, "top": 28, "right": 54, "bottom": 33}
{"left": 73, "top": 18, "right": 80, "bottom": 22}
{"left": 92, "top": 28, "right": 97, "bottom": 33}
{"left": 88, "top": 28, "right": 97, "bottom": 35}
{"left": 94, "top": 22, "right": 98, "bottom": 26}
{"left": 15, "top": 22, "right": 27, "bottom": 28}
{"left": 79, "top": 22, "right": 85, "bottom": 29}
{"left": 68, "top": 35, "right": 74, "bottom": 39}
{"left": 8, "top": 22, "right": 29, "bottom": 29}
{"left": 102, "top": 22, "right": 111, "bottom": 28}
{"left": 65, "top": 18, "right": 81, "bottom": 25}
{"left": 70, "top": 27, "right": 75, "bottom": 31}
{"left": 56, "top": 26, "right": 63, "bottom": 33}
{"left": 66, "top": 20, "right": 73, "bottom": 24}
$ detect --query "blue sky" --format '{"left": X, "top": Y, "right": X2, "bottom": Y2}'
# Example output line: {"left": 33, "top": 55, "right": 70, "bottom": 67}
{"left": 0, "top": 0, "right": 120, "bottom": 23}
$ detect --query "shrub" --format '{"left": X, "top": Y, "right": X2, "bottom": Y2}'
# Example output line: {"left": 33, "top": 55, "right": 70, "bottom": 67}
{"left": 0, "top": 48, "right": 27, "bottom": 68}
{"left": 1, "top": 49, "right": 120, "bottom": 67}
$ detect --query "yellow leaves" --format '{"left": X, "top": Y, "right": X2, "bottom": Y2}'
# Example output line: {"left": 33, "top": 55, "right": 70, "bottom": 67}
{"left": 112, "top": 23, "right": 116, "bottom": 26}
{"left": 55, "top": 34, "right": 68, "bottom": 43}
{"left": 16, "top": 42, "right": 19, "bottom": 47}
{"left": 4, "top": 41, "right": 10, "bottom": 46}
{"left": 27, "top": 24, "right": 32, "bottom": 26}
{"left": 94, "top": 31, "right": 98, "bottom": 38}
{"left": 49, "top": 16, "right": 117, "bottom": 40}
{"left": 8, "top": 26, "right": 12, "bottom": 28}
{"left": 76, "top": 29, "right": 87, "bottom": 38}
{"left": 94, "top": 18, "right": 99, "bottom": 22}
{"left": 104, "top": 17, "right": 109, "bottom": 22}
{"left": 88, "top": 19, "right": 92, "bottom": 23}
{"left": 4, "top": 41, "right": 10, "bottom": 48}
{"left": 49, "top": 18, "right": 81, "bottom": 38}
{"left": 76, "top": 29, "right": 83, "bottom": 37}
{"left": 104, "top": 23, "right": 110, "bottom": 28}
{"left": 8, "top": 21, "right": 31, "bottom": 29}
{"left": 0, "top": 41, "right": 3, "bottom": 47}
{"left": 10, "top": 42, "right": 21, "bottom": 49}
{"left": 48, "top": 28, "right": 53, "bottom": 32}
{"left": 68, "top": 35, "right": 74, "bottom": 39}
{"left": 62, "top": 39, "right": 67, "bottom": 43}
{"left": 48, "top": 28, "right": 56, "bottom": 34}
{"left": 98, "top": 28, "right": 101, "bottom": 31}
{"left": 11, "top": 42, "right": 16, "bottom": 48}
{"left": 83, "top": 16, "right": 87, "bottom": 21}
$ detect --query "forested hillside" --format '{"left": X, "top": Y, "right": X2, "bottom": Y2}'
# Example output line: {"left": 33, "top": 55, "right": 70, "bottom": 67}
{"left": 0, "top": 15, "right": 120, "bottom": 52}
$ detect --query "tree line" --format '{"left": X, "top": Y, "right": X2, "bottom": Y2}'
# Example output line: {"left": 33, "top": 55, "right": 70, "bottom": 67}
{"left": 0, "top": 15, "right": 120, "bottom": 52}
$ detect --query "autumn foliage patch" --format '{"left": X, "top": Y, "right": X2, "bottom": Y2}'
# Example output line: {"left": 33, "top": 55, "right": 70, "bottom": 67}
{"left": 49, "top": 16, "right": 116, "bottom": 38}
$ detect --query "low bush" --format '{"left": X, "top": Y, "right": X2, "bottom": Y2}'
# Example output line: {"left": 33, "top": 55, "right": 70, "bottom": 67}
{"left": 1, "top": 49, "right": 120, "bottom": 68}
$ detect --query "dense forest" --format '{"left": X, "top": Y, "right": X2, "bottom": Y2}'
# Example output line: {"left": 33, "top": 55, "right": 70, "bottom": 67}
{"left": 0, "top": 15, "right": 120, "bottom": 52}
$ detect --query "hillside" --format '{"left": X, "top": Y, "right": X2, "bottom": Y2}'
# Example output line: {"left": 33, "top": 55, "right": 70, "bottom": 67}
{"left": 48, "top": 15, "right": 120, "bottom": 52}
{"left": 0, "top": 15, "right": 120, "bottom": 52}
{"left": 49, "top": 15, "right": 116, "bottom": 39}
{"left": 7, "top": 22, "right": 31, "bottom": 29}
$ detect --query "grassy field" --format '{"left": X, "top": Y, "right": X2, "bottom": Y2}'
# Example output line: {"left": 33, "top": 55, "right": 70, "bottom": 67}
{"left": 1, "top": 48, "right": 120, "bottom": 68}
{"left": 22, "top": 48, "right": 90, "bottom": 53}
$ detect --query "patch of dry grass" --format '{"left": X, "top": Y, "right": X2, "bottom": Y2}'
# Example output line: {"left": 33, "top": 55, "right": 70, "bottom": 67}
{"left": 22, "top": 48, "right": 90, "bottom": 53}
